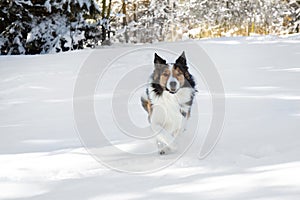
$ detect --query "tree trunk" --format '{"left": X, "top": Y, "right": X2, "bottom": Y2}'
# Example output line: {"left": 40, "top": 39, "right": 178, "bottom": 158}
{"left": 101, "top": 0, "right": 107, "bottom": 42}
{"left": 133, "top": 2, "right": 137, "bottom": 38}
{"left": 122, "top": 0, "right": 129, "bottom": 43}
{"left": 106, "top": 0, "right": 112, "bottom": 39}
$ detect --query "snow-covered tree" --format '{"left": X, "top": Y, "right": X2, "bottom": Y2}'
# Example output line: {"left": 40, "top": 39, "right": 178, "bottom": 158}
{"left": 0, "top": 0, "right": 101, "bottom": 55}
{"left": 185, "top": 0, "right": 295, "bottom": 38}
{"left": 1, "top": 0, "right": 299, "bottom": 52}
{"left": 111, "top": 0, "right": 175, "bottom": 43}
{"left": 288, "top": 0, "right": 300, "bottom": 33}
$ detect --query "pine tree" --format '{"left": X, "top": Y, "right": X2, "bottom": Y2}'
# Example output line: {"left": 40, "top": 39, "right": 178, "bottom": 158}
{"left": 0, "top": 0, "right": 32, "bottom": 54}
{"left": 0, "top": 0, "right": 101, "bottom": 55}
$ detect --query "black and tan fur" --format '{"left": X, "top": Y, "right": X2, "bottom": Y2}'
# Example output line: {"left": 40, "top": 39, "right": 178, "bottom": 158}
{"left": 141, "top": 52, "right": 196, "bottom": 154}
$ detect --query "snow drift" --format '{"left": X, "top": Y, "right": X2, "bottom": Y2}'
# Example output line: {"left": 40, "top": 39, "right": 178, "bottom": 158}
{"left": 0, "top": 35, "right": 300, "bottom": 199}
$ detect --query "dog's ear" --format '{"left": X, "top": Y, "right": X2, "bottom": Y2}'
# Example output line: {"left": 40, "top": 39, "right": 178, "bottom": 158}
{"left": 175, "top": 51, "right": 187, "bottom": 68}
{"left": 154, "top": 53, "right": 166, "bottom": 66}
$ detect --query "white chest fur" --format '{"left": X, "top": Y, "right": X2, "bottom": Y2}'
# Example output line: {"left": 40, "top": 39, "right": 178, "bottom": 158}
{"left": 149, "top": 87, "right": 193, "bottom": 135}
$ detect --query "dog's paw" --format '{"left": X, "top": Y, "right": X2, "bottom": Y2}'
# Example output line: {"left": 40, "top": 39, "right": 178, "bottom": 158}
{"left": 158, "top": 146, "right": 177, "bottom": 155}
{"left": 157, "top": 139, "right": 177, "bottom": 155}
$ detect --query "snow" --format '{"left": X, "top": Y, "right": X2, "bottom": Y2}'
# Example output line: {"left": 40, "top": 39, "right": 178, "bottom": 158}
{"left": 1, "top": 35, "right": 300, "bottom": 199}
{"left": 0, "top": 37, "right": 5, "bottom": 47}
{"left": 77, "top": 0, "right": 91, "bottom": 9}
{"left": 14, "top": 0, "right": 33, "bottom": 6}
{"left": 44, "top": 0, "right": 51, "bottom": 13}
{"left": 13, "top": 36, "right": 25, "bottom": 55}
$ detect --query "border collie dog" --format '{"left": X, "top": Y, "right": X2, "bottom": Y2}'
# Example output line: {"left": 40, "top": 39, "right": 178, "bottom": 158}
{"left": 141, "top": 52, "right": 196, "bottom": 155}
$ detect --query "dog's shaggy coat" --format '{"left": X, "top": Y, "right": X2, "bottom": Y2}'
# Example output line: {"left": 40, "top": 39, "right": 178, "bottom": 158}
{"left": 141, "top": 52, "right": 196, "bottom": 154}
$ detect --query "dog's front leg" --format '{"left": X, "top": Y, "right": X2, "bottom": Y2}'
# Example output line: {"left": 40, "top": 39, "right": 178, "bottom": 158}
{"left": 151, "top": 123, "right": 177, "bottom": 154}
{"left": 150, "top": 105, "right": 178, "bottom": 154}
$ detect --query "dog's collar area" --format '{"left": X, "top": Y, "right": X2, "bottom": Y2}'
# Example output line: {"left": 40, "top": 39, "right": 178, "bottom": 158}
{"left": 165, "top": 88, "right": 176, "bottom": 94}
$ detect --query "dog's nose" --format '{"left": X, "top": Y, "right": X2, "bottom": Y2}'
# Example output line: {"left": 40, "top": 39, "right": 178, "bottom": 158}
{"left": 170, "top": 81, "right": 177, "bottom": 89}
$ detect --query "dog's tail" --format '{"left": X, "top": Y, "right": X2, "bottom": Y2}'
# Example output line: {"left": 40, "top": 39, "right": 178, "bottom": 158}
{"left": 141, "top": 96, "right": 148, "bottom": 112}
{"left": 141, "top": 90, "right": 152, "bottom": 122}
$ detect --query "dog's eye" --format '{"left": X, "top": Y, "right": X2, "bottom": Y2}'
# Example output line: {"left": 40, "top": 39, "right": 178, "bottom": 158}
{"left": 163, "top": 73, "right": 169, "bottom": 77}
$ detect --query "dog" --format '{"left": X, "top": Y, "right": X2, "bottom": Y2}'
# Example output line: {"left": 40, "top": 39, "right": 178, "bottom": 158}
{"left": 141, "top": 52, "right": 196, "bottom": 155}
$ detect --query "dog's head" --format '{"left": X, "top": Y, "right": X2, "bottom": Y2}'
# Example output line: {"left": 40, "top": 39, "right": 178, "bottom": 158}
{"left": 152, "top": 52, "right": 195, "bottom": 94}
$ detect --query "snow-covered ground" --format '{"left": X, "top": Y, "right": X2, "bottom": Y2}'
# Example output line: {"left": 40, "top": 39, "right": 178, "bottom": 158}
{"left": 1, "top": 35, "right": 300, "bottom": 199}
